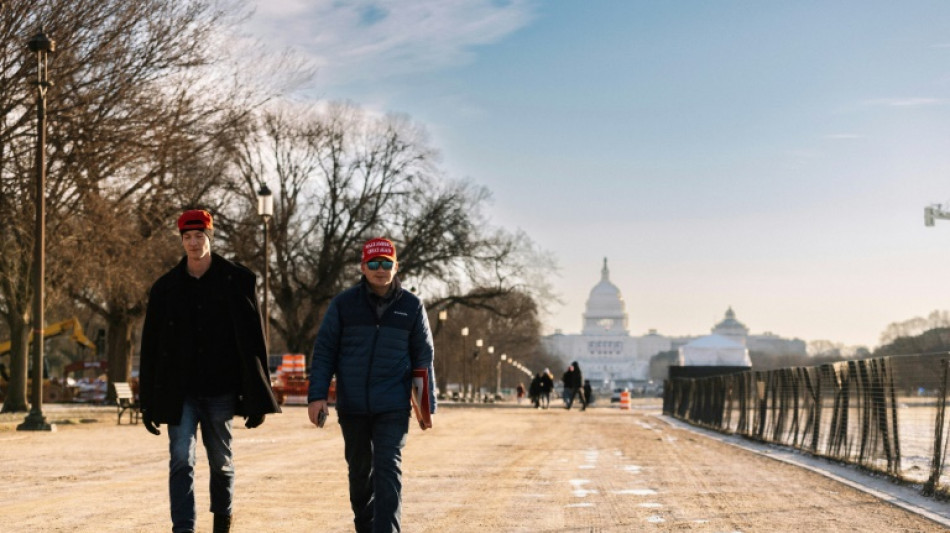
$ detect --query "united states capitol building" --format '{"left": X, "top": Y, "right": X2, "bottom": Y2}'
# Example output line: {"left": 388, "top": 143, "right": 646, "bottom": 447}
{"left": 541, "top": 259, "right": 806, "bottom": 388}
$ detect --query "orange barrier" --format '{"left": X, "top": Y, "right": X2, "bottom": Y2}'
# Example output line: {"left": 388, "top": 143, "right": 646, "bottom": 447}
{"left": 619, "top": 390, "right": 631, "bottom": 410}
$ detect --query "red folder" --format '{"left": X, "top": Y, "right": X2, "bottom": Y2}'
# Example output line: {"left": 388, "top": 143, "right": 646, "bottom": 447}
{"left": 410, "top": 368, "right": 432, "bottom": 430}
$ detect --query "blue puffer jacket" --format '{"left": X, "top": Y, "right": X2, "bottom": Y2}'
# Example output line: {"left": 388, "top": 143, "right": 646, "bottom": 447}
{"left": 308, "top": 278, "right": 437, "bottom": 415}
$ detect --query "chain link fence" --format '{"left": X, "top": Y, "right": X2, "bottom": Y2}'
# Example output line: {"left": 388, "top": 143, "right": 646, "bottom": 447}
{"left": 663, "top": 353, "right": 950, "bottom": 498}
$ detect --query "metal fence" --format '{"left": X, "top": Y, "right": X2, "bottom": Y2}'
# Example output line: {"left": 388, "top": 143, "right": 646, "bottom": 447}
{"left": 663, "top": 353, "right": 950, "bottom": 498}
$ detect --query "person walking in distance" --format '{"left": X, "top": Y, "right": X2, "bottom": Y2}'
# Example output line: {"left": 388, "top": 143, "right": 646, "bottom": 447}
{"left": 139, "top": 209, "right": 281, "bottom": 533}
{"left": 564, "top": 361, "right": 587, "bottom": 410}
{"left": 528, "top": 372, "right": 542, "bottom": 409}
{"left": 308, "top": 237, "right": 437, "bottom": 533}
{"left": 539, "top": 368, "right": 554, "bottom": 409}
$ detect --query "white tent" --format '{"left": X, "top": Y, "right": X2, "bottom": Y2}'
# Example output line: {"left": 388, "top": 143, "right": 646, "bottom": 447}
{"left": 677, "top": 334, "right": 751, "bottom": 367}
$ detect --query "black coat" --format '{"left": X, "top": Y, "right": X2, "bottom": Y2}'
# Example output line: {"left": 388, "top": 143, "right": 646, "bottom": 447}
{"left": 139, "top": 253, "right": 281, "bottom": 424}
{"left": 563, "top": 362, "right": 583, "bottom": 389}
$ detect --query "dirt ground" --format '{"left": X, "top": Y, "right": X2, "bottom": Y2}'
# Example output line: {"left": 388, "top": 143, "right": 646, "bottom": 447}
{"left": 0, "top": 400, "right": 948, "bottom": 532}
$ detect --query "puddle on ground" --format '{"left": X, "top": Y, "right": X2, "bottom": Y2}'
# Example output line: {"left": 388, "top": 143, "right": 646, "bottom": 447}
{"left": 638, "top": 502, "right": 662, "bottom": 508}
{"left": 612, "top": 488, "right": 657, "bottom": 495}
{"left": 565, "top": 503, "right": 595, "bottom": 508}
{"left": 647, "top": 515, "right": 665, "bottom": 523}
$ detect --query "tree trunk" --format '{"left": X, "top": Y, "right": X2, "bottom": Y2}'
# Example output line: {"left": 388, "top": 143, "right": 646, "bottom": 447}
{"left": 105, "top": 316, "right": 135, "bottom": 402}
{"left": 1, "top": 318, "right": 31, "bottom": 412}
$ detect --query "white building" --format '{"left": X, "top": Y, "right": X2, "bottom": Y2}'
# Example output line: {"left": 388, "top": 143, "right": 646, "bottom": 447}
{"left": 542, "top": 258, "right": 670, "bottom": 386}
{"left": 708, "top": 306, "right": 806, "bottom": 357}
{"left": 676, "top": 334, "right": 752, "bottom": 367}
{"left": 542, "top": 261, "right": 806, "bottom": 385}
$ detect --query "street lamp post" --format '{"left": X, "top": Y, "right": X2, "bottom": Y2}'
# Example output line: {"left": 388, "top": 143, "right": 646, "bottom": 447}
{"left": 18, "top": 29, "right": 55, "bottom": 432}
{"left": 256, "top": 184, "right": 273, "bottom": 348}
{"left": 474, "top": 339, "right": 483, "bottom": 401}
{"left": 496, "top": 353, "right": 506, "bottom": 399}
{"left": 459, "top": 327, "right": 468, "bottom": 401}
{"left": 437, "top": 310, "right": 447, "bottom": 393}
{"left": 486, "top": 346, "right": 494, "bottom": 399}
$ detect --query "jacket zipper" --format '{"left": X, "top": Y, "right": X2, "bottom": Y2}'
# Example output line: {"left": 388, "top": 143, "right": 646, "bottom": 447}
{"left": 363, "top": 285, "right": 401, "bottom": 413}
{"left": 366, "top": 319, "right": 380, "bottom": 412}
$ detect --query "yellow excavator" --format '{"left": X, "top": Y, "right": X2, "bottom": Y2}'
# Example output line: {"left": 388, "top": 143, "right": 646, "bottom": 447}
{"left": 0, "top": 317, "right": 97, "bottom": 402}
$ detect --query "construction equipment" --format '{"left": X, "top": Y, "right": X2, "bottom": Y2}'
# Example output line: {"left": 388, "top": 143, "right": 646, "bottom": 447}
{"left": 0, "top": 317, "right": 96, "bottom": 356}
{"left": 0, "top": 317, "right": 97, "bottom": 403}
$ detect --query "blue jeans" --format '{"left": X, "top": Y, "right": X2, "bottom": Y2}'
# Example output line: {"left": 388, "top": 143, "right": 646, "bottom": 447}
{"left": 167, "top": 394, "right": 236, "bottom": 533}
{"left": 338, "top": 410, "right": 410, "bottom": 533}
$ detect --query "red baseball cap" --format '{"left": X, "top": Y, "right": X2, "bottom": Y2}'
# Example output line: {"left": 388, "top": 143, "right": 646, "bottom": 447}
{"left": 177, "top": 209, "right": 213, "bottom": 234}
{"left": 361, "top": 237, "right": 396, "bottom": 263}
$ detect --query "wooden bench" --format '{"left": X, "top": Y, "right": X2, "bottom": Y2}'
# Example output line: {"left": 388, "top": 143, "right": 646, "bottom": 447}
{"left": 113, "top": 382, "right": 140, "bottom": 425}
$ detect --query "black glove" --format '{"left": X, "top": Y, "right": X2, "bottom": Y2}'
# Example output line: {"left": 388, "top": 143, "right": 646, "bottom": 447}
{"left": 142, "top": 411, "right": 161, "bottom": 436}
{"left": 245, "top": 413, "right": 265, "bottom": 429}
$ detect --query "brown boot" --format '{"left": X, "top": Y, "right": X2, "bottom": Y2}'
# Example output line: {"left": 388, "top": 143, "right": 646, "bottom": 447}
{"left": 213, "top": 513, "right": 231, "bottom": 533}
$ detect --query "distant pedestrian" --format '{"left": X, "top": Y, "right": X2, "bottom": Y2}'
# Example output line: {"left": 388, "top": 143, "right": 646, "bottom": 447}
{"left": 564, "top": 361, "right": 587, "bottom": 411}
{"left": 139, "top": 209, "right": 281, "bottom": 533}
{"left": 539, "top": 368, "right": 554, "bottom": 409}
{"left": 529, "top": 373, "right": 542, "bottom": 408}
{"left": 516, "top": 382, "right": 525, "bottom": 404}
{"left": 583, "top": 379, "right": 593, "bottom": 406}
{"left": 308, "top": 237, "right": 437, "bottom": 533}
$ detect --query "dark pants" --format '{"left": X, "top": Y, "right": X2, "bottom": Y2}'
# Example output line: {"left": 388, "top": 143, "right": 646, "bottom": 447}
{"left": 566, "top": 387, "right": 587, "bottom": 410}
{"left": 167, "top": 394, "right": 236, "bottom": 533}
{"left": 338, "top": 410, "right": 410, "bottom": 533}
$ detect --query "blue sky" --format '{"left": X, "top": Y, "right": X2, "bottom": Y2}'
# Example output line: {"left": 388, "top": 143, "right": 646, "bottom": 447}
{"left": 244, "top": 1, "right": 950, "bottom": 348}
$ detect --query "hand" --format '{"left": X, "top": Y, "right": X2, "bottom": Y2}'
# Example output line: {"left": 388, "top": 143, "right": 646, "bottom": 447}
{"left": 308, "top": 400, "right": 329, "bottom": 428}
{"left": 244, "top": 413, "right": 265, "bottom": 429}
{"left": 142, "top": 412, "right": 161, "bottom": 436}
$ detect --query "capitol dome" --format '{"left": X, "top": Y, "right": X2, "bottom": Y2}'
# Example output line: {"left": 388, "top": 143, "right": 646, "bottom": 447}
{"left": 712, "top": 306, "right": 749, "bottom": 346}
{"left": 582, "top": 258, "right": 629, "bottom": 336}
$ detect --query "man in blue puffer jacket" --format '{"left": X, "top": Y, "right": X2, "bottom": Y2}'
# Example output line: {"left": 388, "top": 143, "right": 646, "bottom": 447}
{"left": 308, "top": 237, "right": 436, "bottom": 533}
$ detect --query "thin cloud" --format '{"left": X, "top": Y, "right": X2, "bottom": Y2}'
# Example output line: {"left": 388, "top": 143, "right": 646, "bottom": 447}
{"left": 863, "top": 97, "right": 946, "bottom": 107}
{"left": 244, "top": 0, "right": 538, "bottom": 88}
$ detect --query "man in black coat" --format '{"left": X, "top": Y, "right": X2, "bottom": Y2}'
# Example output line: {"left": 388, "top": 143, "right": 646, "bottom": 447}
{"left": 539, "top": 368, "right": 554, "bottom": 409}
{"left": 564, "top": 361, "right": 587, "bottom": 411}
{"left": 139, "top": 209, "right": 280, "bottom": 533}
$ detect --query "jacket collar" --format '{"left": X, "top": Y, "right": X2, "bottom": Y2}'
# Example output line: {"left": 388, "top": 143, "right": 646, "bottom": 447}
{"left": 359, "top": 274, "right": 402, "bottom": 303}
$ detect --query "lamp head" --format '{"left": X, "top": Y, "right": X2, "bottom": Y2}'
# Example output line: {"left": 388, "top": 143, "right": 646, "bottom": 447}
{"left": 257, "top": 183, "right": 273, "bottom": 219}
{"left": 28, "top": 30, "right": 55, "bottom": 54}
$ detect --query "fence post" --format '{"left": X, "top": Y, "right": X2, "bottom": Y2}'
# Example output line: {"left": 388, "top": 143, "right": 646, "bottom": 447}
{"left": 885, "top": 358, "right": 901, "bottom": 474}
{"left": 923, "top": 358, "right": 950, "bottom": 496}
{"left": 755, "top": 372, "right": 767, "bottom": 440}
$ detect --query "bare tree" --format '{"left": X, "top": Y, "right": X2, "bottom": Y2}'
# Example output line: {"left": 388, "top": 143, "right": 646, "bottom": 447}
{"left": 877, "top": 311, "right": 950, "bottom": 347}
{"left": 430, "top": 289, "right": 560, "bottom": 397}
{"left": 229, "top": 102, "right": 436, "bottom": 352}
{"left": 229, "top": 101, "right": 556, "bottom": 358}
{"left": 0, "top": 0, "right": 297, "bottom": 409}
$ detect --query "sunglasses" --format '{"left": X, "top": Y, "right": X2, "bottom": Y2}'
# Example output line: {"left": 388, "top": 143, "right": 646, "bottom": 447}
{"left": 366, "top": 260, "right": 394, "bottom": 271}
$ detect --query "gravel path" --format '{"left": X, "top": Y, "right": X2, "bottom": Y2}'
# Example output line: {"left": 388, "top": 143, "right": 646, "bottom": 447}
{"left": 0, "top": 401, "right": 947, "bottom": 532}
